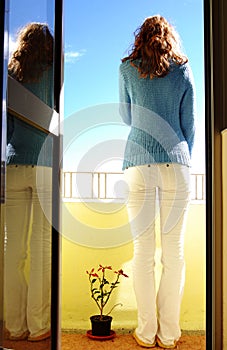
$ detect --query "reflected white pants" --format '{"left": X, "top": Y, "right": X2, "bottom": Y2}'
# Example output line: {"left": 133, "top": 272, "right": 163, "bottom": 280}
{"left": 124, "top": 163, "right": 190, "bottom": 346}
{"left": 4, "top": 165, "right": 52, "bottom": 337}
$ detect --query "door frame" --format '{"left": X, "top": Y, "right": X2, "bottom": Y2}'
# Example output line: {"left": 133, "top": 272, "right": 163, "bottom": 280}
{"left": 204, "top": 0, "right": 227, "bottom": 348}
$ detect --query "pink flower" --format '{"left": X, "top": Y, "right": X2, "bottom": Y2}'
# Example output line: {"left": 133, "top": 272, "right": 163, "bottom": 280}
{"left": 115, "top": 269, "right": 129, "bottom": 278}
{"left": 98, "top": 264, "right": 112, "bottom": 272}
{"left": 86, "top": 268, "right": 99, "bottom": 278}
{"left": 90, "top": 273, "right": 99, "bottom": 278}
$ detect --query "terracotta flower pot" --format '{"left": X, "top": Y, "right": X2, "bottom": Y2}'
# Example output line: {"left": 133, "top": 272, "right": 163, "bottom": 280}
{"left": 90, "top": 315, "right": 113, "bottom": 336}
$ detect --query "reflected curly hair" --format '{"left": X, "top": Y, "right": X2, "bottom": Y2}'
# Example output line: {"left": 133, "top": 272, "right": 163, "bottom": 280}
{"left": 122, "top": 15, "right": 188, "bottom": 79}
{"left": 8, "top": 22, "right": 53, "bottom": 83}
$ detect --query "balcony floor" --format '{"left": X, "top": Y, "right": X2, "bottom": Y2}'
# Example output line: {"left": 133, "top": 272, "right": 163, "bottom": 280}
{"left": 61, "top": 331, "right": 205, "bottom": 350}
{"left": 3, "top": 331, "right": 206, "bottom": 349}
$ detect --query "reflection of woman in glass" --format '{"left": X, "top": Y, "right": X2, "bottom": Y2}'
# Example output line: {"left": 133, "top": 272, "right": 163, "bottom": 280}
{"left": 5, "top": 23, "right": 53, "bottom": 341}
{"left": 119, "top": 16, "right": 196, "bottom": 348}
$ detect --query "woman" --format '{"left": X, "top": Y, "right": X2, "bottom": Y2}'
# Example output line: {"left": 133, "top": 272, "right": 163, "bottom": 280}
{"left": 119, "top": 15, "right": 196, "bottom": 348}
{"left": 5, "top": 22, "right": 54, "bottom": 342}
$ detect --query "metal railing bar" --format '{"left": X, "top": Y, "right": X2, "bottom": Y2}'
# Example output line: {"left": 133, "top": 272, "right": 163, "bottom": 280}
{"left": 62, "top": 171, "right": 206, "bottom": 201}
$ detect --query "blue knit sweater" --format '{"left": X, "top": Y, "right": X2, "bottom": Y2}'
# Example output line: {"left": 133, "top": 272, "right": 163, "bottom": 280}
{"left": 119, "top": 60, "right": 196, "bottom": 170}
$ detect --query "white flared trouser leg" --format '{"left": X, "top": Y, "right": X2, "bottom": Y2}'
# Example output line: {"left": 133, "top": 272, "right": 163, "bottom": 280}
{"left": 156, "top": 164, "right": 190, "bottom": 345}
{"left": 124, "top": 165, "right": 158, "bottom": 345}
{"left": 132, "top": 224, "right": 158, "bottom": 345}
{"left": 27, "top": 165, "right": 52, "bottom": 337}
{"left": 124, "top": 164, "right": 190, "bottom": 346}
{"left": 4, "top": 167, "right": 31, "bottom": 336}
{"left": 4, "top": 165, "right": 52, "bottom": 337}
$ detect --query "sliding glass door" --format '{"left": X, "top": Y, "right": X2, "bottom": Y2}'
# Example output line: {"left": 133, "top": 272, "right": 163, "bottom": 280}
{"left": 0, "top": 1, "right": 63, "bottom": 349}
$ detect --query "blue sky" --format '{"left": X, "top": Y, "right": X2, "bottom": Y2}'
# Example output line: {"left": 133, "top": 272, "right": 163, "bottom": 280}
{"left": 64, "top": 0, "right": 204, "bottom": 118}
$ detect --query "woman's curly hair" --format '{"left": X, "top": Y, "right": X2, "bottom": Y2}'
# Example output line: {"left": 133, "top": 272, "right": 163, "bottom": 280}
{"left": 8, "top": 22, "right": 53, "bottom": 83}
{"left": 122, "top": 15, "right": 188, "bottom": 79}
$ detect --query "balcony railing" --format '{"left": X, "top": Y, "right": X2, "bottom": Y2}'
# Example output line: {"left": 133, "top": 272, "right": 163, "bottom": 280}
{"left": 62, "top": 171, "right": 206, "bottom": 202}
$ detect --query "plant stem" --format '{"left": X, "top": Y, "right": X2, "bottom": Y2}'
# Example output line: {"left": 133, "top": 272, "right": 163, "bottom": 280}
{"left": 89, "top": 275, "right": 102, "bottom": 315}
{"left": 102, "top": 274, "right": 120, "bottom": 311}
{"left": 100, "top": 269, "right": 105, "bottom": 318}
{"left": 106, "top": 303, "right": 123, "bottom": 316}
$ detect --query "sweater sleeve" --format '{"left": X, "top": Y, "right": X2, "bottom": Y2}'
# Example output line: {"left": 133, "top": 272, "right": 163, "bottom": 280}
{"left": 119, "top": 65, "right": 131, "bottom": 125}
{"left": 180, "top": 67, "right": 196, "bottom": 156}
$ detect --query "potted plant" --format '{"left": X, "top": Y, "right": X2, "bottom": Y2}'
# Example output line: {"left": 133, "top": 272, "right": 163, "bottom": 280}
{"left": 86, "top": 264, "right": 128, "bottom": 338}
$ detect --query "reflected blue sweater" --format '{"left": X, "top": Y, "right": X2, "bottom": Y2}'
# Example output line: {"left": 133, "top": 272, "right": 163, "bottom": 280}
{"left": 119, "top": 60, "right": 196, "bottom": 170}
{"left": 7, "top": 67, "right": 53, "bottom": 167}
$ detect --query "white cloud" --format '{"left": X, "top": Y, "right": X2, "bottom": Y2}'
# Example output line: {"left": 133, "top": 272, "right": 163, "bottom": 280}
{"left": 8, "top": 34, "right": 17, "bottom": 56}
{"left": 8, "top": 35, "right": 85, "bottom": 65}
{"left": 64, "top": 49, "right": 86, "bottom": 64}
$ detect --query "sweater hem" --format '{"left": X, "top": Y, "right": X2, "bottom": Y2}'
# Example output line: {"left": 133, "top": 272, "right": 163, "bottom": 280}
{"left": 122, "top": 153, "right": 191, "bottom": 170}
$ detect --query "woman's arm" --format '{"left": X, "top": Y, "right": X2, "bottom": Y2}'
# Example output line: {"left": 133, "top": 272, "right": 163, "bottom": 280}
{"left": 180, "top": 67, "right": 196, "bottom": 156}
{"left": 119, "top": 65, "right": 132, "bottom": 126}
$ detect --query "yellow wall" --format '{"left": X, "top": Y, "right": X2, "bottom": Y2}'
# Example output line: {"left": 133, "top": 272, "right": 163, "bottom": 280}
{"left": 61, "top": 201, "right": 206, "bottom": 332}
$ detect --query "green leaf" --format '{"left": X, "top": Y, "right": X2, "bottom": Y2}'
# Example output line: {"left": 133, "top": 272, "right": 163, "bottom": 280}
{"left": 103, "top": 292, "right": 110, "bottom": 296}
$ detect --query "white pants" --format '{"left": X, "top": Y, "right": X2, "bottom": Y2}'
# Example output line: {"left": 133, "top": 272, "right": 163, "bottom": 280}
{"left": 4, "top": 165, "right": 52, "bottom": 337}
{"left": 124, "top": 163, "right": 190, "bottom": 346}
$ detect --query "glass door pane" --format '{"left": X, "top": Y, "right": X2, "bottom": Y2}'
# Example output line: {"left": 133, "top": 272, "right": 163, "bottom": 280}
{"left": 2, "top": 1, "right": 58, "bottom": 349}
